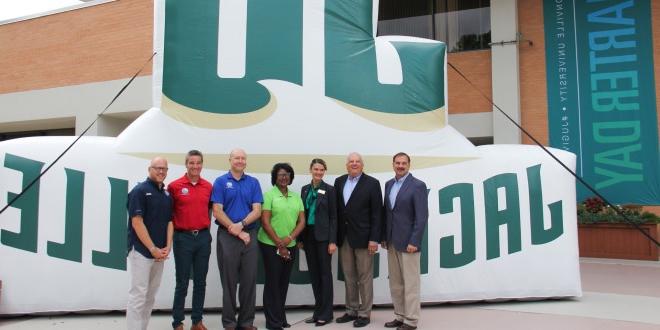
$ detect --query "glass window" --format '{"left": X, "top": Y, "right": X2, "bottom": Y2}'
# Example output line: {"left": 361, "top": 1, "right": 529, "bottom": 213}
{"left": 0, "top": 128, "right": 74, "bottom": 141}
{"left": 377, "top": 0, "right": 491, "bottom": 52}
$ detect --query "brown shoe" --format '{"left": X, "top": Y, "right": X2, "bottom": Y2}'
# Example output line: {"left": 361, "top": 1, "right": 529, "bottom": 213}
{"left": 191, "top": 321, "right": 208, "bottom": 330}
{"left": 396, "top": 324, "right": 417, "bottom": 330}
{"left": 174, "top": 324, "right": 184, "bottom": 330}
{"left": 241, "top": 326, "right": 257, "bottom": 330}
{"left": 223, "top": 328, "right": 235, "bottom": 330}
{"left": 385, "top": 319, "right": 404, "bottom": 328}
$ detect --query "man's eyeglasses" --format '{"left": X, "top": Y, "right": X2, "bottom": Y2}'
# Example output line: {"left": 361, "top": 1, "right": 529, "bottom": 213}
{"left": 150, "top": 166, "right": 169, "bottom": 172}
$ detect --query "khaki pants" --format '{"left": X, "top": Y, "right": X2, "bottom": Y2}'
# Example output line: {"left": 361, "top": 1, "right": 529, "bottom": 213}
{"left": 387, "top": 246, "right": 421, "bottom": 327}
{"left": 126, "top": 249, "right": 164, "bottom": 330}
{"left": 339, "top": 241, "right": 374, "bottom": 318}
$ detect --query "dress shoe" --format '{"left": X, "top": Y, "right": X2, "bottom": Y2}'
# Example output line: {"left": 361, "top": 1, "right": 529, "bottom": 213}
{"left": 315, "top": 319, "right": 332, "bottom": 327}
{"left": 191, "top": 321, "right": 208, "bottom": 330}
{"left": 385, "top": 319, "right": 404, "bottom": 328}
{"left": 283, "top": 322, "right": 291, "bottom": 328}
{"left": 240, "top": 327, "right": 257, "bottom": 330}
{"left": 353, "top": 317, "right": 370, "bottom": 328}
{"left": 174, "top": 324, "right": 184, "bottom": 330}
{"left": 305, "top": 317, "right": 317, "bottom": 324}
{"left": 336, "top": 313, "right": 358, "bottom": 323}
{"left": 396, "top": 324, "right": 417, "bottom": 330}
{"left": 223, "top": 328, "right": 235, "bottom": 330}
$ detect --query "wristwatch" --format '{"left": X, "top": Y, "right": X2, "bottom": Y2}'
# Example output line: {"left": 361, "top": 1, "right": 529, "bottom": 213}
{"left": 241, "top": 220, "right": 247, "bottom": 227}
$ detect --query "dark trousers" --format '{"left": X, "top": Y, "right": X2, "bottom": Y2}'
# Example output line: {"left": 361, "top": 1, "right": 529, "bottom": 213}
{"left": 217, "top": 227, "right": 258, "bottom": 328}
{"left": 172, "top": 229, "right": 212, "bottom": 328}
{"left": 259, "top": 242, "right": 297, "bottom": 330}
{"left": 303, "top": 226, "right": 334, "bottom": 322}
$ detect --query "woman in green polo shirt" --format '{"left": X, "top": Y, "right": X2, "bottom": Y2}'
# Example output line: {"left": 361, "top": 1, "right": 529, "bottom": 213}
{"left": 258, "top": 163, "right": 305, "bottom": 330}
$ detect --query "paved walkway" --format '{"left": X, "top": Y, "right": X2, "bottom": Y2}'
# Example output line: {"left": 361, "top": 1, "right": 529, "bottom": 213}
{"left": 1, "top": 258, "right": 659, "bottom": 329}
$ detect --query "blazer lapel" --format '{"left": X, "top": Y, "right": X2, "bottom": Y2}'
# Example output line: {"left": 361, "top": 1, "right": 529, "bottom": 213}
{"left": 385, "top": 180, "right": 394, "bottom": 210}
{"left": 315, "top": 181, "right": 326, "bottom": 208}
{"left": 393, "top": 175, "right": 413, "bottom": 209}
{"left": 345, "top": 175, "right": 366, "bottom": 207}
{"left": 337, "top": 176, "right": 348, "bottom": 206}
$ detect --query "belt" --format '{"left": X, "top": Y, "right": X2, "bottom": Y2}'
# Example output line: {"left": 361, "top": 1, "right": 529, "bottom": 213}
{"left": 175, "top": 228, "right": 208, "bottom": 236}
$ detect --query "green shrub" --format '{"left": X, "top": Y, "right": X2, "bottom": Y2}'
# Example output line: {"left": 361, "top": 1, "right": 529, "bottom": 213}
{"left": 577, "top": 197, "right": 660, "bottom": 224}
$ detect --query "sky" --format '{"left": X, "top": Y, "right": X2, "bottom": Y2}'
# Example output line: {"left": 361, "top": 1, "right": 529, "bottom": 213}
{"left": 0, "top": 0, "right": 83, "bottom": 22}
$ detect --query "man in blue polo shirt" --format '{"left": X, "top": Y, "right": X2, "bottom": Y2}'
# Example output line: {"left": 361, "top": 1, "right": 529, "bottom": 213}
{"left": 211, "top": 148, "right": 263, "bottom": 330}
{"left": 126, "top": 156, "right": 174, "bottom": 330}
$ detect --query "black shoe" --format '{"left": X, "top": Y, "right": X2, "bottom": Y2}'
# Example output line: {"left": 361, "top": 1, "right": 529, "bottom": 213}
{"left": 396, "top": 324, "right": 417, "bottom": 330}
{"left": 336, "top": 314, "right": 358, "bottom": 323}
{"left": 305, "top": 317, "right": 317, "bottom": 324}
{"left": 283, "top": 322, "right": 291, "bottom": 328}
{"left": 353, "top": 317, "right": 370, "bottom": 328}
{"left": 385, "top": 319, "right": 404, "bottom": 328}
{"left": 315, "top": 319, "right": 331, "bottom": 327}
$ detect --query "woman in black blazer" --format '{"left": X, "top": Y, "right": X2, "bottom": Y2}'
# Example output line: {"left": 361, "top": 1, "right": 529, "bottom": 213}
{"left": 300, "top": 158, "right": 338, "bottom": 326}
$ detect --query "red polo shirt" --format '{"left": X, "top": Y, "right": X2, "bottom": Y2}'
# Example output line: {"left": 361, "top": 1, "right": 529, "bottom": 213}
{"left": 168, "top": 174, "right": 212, "bottom": 231}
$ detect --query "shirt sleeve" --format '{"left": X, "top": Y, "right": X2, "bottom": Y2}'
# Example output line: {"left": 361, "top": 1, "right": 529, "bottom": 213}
{"left": 263, "top": 190, "right": 273, "bottom": 211}
{"left": 128, "top": 185, "right": 145, "bottom": 218}
{"left": 210, "top": 178, "right": 224, "bottom": 205}
{"left": 251, "top": 177, "right": 264, "bottom": 204}
{"left": 297, "top": 195, "right": 304, "bottom": 212}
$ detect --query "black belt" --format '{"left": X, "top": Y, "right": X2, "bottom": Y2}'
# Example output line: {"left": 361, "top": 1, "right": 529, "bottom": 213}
{"left": 175, "top": 228, "right": 208, "bottom": 236}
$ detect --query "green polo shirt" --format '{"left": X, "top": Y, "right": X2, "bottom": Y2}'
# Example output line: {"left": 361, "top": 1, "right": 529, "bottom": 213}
{"left": 258, "top": 185, "right": 304, "bottom": 247}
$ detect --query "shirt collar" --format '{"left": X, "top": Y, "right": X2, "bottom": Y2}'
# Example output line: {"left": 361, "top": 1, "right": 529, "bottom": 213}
{"left": 348, "top": 173, "right": 362, "bottom": 182}
{"left": 395, "top": 172, "right": 410, "bottom": 184}
{"left": 226, "top": 170, "right": 245, "bottom": 181}
{"left": 181, "top": 173, "right": 202, "bottom": 185}
{"left": 271, "top": 185, "right": 289, "bottom": 197}
{"left": 146, "top": 177, "right": 165, "bottom": 191}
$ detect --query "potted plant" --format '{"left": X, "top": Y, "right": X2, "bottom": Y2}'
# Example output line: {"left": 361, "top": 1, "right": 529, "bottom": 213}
{"left": 577, "top": 197, "right": 660, "bottom": 260}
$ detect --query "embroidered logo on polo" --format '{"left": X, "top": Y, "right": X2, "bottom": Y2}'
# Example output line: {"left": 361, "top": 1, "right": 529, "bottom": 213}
{"left": 181, "top": 187, "right": 189, "bottom": 195}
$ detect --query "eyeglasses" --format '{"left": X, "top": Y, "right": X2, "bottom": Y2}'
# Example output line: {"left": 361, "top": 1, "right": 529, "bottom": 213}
{"left": 277, "top": 173, "right": 291, "bottom": 177}
{"left": 151, "top": 166, "right": 169, "bottom": 172}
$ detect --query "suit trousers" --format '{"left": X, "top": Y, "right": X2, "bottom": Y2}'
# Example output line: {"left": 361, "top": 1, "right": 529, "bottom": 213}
{"left": 259, "top": 242, "right": 297, "bottom": 329}
{"left": 216, "top": 227, "right": 258, "bottom": 328}
{"left": 339, "top": 241, "right": 373, "bottom": 318}
{"left": 387, "top": 246, "right": 421, "bottom": 327}
{"left": 303, "top": 226, "right": 334, "bottom": 322}
{"left": 126, "top": 249, "right": 164, "bottom": 330}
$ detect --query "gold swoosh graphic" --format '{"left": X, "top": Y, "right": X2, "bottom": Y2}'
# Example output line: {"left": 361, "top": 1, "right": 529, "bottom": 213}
{"left": 160, "top": 93, "right": 277, "bottom": 129}
{"left": 333, "top": 99, "right": 446, "bottom": 132}
{"left": 123, "top": 153, "right": 476, "bottom": 175}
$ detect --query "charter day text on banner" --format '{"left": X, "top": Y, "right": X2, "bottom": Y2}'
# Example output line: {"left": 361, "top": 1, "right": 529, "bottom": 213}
{"left": 543, "top": 0, "right": 660, "bottom": 204}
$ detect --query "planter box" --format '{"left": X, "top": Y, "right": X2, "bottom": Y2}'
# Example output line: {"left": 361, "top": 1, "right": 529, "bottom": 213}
{"left": 578, "top": 223, "right": 659, "bottom": 261}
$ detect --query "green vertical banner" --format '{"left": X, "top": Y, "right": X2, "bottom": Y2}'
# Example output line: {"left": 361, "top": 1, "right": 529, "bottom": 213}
{"left": 544, "top": 0, "right": 660, "bottom": 204}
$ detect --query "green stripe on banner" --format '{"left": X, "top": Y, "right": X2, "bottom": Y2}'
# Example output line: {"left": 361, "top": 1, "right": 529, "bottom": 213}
{"left": 543, "top": 0, "right": 660, "bottom": 204}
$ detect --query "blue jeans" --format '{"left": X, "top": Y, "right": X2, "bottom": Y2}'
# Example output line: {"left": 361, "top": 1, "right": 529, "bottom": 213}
{"left": 172, "top": 229, "right": 212, "bottom": 328}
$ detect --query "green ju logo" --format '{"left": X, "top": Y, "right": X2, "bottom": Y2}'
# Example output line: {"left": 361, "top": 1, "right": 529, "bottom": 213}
{"left": 161, "top": 0, "right": 446, "bottom": 130}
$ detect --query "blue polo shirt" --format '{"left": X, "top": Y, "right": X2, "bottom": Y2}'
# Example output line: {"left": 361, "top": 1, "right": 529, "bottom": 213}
{"left": 127, "top": 177, "right": 173, "bottom": 258}
{"left": 211, "top": 171, "right": 263, "bottom": 230}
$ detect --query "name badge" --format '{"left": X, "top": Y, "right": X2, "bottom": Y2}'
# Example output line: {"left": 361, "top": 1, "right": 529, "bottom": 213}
{"left": 318, "top": 189, "right": 326, "bottom": 195}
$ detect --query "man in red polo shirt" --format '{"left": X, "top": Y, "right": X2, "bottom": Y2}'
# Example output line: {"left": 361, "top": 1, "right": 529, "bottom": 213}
{"left": 168, "top": 150, "right": 213, "bottom": 330}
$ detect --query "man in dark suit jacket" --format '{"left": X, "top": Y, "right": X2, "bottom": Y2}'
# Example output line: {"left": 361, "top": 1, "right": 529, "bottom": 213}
{"left": 381, "top": 152, "right": 428, "bottom": 330}
{"left": 334, "top": 152, "right": 383, "bottom": 328}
